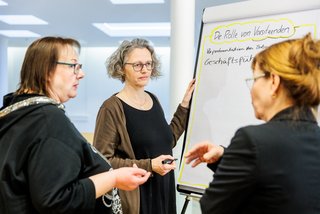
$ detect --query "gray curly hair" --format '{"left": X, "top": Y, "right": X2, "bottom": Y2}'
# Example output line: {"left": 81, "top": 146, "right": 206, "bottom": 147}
{"left": 106, "top": 38, "right": 161, "bottom": 83}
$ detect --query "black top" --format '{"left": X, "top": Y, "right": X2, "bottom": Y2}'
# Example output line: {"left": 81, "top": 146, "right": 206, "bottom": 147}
{"left": 202, "top": 106, "right": 320, "bottom": 214}
{"left": 121, "top": 92, "right": 176, "bottom": 214}
{"left": 0, "top": 93, "right": 114, "bottom": 214}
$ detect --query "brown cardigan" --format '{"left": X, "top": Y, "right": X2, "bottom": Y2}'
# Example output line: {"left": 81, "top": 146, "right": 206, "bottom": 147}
{"left": 93, "top": 93, "right": 189, "bottom": 214}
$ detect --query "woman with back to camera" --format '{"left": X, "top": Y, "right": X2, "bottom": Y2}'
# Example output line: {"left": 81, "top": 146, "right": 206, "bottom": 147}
{"left": 93, "top": 38, "right": 195, "bottom": 214}
{"left": 0, "top": 36, "right": 150, "bottom": 214}
{"left": 185, "top": 33, "right": 320, "bottom": 214}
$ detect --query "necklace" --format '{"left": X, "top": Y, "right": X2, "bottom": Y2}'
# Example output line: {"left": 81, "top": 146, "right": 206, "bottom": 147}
{"left": 123, "top": 90, "right": 147, "bottom": 110}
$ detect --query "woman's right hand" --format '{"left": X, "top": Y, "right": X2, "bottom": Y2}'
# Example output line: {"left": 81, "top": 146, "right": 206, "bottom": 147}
{"left": 113, "top": 166, "right": 151, "bottom": 190}
{"left": 90, "top": 165, "right": 151, "bottom": 198}
{"left": 151, "top": 155, "right": 176, "bottom": 176}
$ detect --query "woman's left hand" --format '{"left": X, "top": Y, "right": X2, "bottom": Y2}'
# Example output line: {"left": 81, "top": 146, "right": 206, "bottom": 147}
{"left": 185, "top": 141, "right": 224, "bottom": 167}
{"left": 181, "top": 79, "right": 195, "bottom": 108}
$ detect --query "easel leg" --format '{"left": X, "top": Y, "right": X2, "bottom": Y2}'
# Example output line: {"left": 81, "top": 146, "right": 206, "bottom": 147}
{"left": 181, "top": 196, "right": 190, "bottom": 214}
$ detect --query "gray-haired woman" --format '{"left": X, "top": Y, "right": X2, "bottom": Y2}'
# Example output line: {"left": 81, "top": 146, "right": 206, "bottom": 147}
{"left": 93, "top": 38, "right": 195, "bottom": 214}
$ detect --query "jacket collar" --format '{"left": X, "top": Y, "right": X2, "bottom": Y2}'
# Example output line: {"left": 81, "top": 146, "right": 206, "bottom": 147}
{"left": 269, "top": 105, "right": 317, "bottom": 124}
{"left": 0, "top": 93, "right": 64, "bottom": 118}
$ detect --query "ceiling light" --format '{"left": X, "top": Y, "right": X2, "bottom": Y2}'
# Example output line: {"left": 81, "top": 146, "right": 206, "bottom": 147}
{"left": 110, "top": 0, "right": 164, "bottom": 4}
{"left": 0, "top": 15, "right": 48, "bottom": 25}
{"left": 0, "top": 0, "right": 7, "bottom": 6}
{"left": 0, "top": 30, "right": 40, "bottom": 37}
{"left": 93, "top": 22, "right": 170, "bottom": 37}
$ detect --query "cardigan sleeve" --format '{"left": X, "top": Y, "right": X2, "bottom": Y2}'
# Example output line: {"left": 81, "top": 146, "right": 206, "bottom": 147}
{"left": 169, "top": 104, "right": 189, "bottom": 148}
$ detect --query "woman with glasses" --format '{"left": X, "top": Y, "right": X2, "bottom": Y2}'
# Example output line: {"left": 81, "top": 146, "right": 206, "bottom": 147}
{"left": 0, "top": 36, "right": 151, "bottom": 214}
{"left": 184, "top": 33, "right": 320, "bottom": 214}
{"left": 93, "top": 38, "right": 195, "bottom": 214}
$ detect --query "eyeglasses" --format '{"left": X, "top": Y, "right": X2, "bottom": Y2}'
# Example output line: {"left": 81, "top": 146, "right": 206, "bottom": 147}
{"left": 56, "top": 61, "right": 82, "bottom": 75}
{"left": 245, "top": 73, "right": 266, "bottom": 90}
{"left": 124, "top": 61, "right": 154, "bottom": 72}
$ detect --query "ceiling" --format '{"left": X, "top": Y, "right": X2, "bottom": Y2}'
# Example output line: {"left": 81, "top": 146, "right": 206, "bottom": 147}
{"left": 0, "top": 0, "right": 243, "bottom": 47}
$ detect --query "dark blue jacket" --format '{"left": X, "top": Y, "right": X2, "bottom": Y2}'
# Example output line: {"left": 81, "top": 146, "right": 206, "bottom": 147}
{"left": 202, "top": 106, "right": 320, "bottom": 214}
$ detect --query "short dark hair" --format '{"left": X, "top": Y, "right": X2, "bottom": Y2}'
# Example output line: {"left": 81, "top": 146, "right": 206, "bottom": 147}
{"left": 16, "top": 36, "right": 81, "bottom": 96}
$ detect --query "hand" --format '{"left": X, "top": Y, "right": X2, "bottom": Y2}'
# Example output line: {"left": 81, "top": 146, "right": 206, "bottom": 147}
{"left": 151, "top": 155, "right": 176, "bottom": 176}
{"left": 180, "top": 79, "right": 195, "bottom": 108}
{"left": 184, "top": 141, "right": 224, "bottom": 167}
{"left": 112, "top": 166, "right": 151, "bottom": 191}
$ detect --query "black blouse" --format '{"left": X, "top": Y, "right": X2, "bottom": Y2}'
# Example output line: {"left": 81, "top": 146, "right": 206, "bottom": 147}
{"left": 121, "top": 92, "right": 177, "bottom": 214}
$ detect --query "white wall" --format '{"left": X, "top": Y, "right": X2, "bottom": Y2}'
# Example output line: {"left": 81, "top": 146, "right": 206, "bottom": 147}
{"left": 0, "top": 38, "right": 8, "bottom": 100}
{"left": 7, "top": 48, "right": 24, "bottom": 92}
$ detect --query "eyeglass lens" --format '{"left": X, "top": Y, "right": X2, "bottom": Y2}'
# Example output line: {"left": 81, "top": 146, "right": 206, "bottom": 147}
{"left": 56, "top": 62, "right": 82, "bottom": 75}
{"left": 74, "top": 64, "right": 82, "bottom": 74}
{"left": 245, "top": 73, "right": 265, "bottom": 90}
{"left": 128, "top": 62, "right": 154, "bottom": 72}
{"left": 246, "top": 79, "right": 254, "bottom": 89}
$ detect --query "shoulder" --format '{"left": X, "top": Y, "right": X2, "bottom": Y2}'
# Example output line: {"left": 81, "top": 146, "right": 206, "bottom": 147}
{"left": 32, "top": 103, "right": 68, "bottom": 125}
{"left": 236, "top": 122, "right": 274, "bottom": 136}
{"left": 146, "top": 90, "right": 157, "bottom": 99}
{"left": 228, "top": 122, "right": 283, "bottom": 158}
{"left": 100, "top": 94, "right": 123, "bottom": 110}
{"left": 96, "top": 94, "right": 125, "bottom": 121}
{"left": 228, "top": 124, "right": 268, "bottom": 151}
{"left": 235, "top": 122, "right": 281, "bottom": 141}
{"left": 41, "top": 104, "right": 77, "bottom": 130}
{"left": 145, "top": 90, "right": 161, "bottom": 105}
{"left": 33, "top": 104, "right": 85, "bottom": 147}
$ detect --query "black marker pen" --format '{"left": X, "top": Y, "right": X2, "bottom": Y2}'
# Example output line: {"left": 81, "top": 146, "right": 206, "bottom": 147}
{"left": 162, "top": 158, "right": 178, "bottom": 164}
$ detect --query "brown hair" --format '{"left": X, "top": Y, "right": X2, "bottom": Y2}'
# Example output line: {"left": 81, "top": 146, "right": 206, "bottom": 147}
{"left": 106, "top": 38, "right": 161, "bottom": 83}
{"left": 16, "top": 36, "right": 81, "bottom": 96}
{"left": 252, "top": 33, "right": 320, "bottom": 106}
